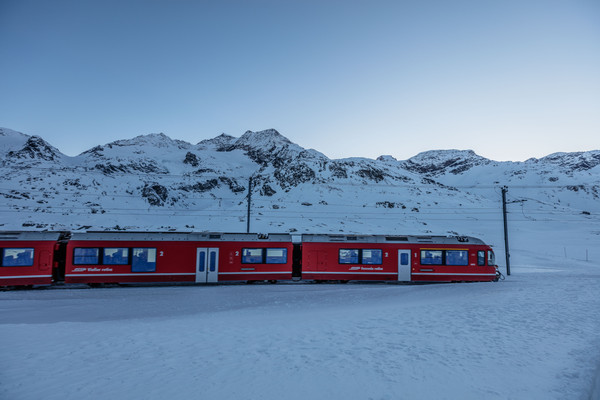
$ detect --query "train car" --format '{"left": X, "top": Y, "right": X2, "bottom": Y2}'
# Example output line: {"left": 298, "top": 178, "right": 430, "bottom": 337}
{"left": 64, "top": 232, "right": 295, "bottom": 284}
{"left": 301, "top": 234, "right": 498, "bottom": 282}
{"left": 0, "top": 231, "right": 61, "bottom": 287}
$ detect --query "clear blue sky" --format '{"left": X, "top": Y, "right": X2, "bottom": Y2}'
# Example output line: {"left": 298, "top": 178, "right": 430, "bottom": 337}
{"left": 1, "top": 0, "right": 599, "bottom": 161}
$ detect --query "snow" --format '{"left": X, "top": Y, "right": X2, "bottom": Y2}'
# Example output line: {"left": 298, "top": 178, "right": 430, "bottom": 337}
{"left": 1, "top": 254, "right": 599, "bottom": 400}
{"left": 1, "top": 127, "right": 599, "bottom": 398}
{"left": 0, "top": 128, "right": 31, "bottom": 157}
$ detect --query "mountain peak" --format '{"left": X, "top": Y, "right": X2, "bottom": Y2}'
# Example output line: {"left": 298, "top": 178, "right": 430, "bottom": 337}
{"left": 409, "top": 149, "right": 480, "bottom": 162}
{"left": 221, "top": 129, "right": 322, "bottom": 167}
{"left": 537, "top": 151, "right": 600, "bottom": 171}
{"left": 6, "top": 135, "right": 63, "bottom": 162}
{"left": 377, "top": 155, "right": 398, "bottom": 163}
{"left": 236, "top": 129, "right": 293, "bottom": 148}
{"left": 79, "top": 133, "right": 193, "bottom": 156}
{"left": 198, "top": 133, "right": 237, "bottom": 150}
{"left": 110, "top": 132, "right": 189, "bottom": 148}
{"left": 404, "top": 149, "right": 490, "bottom": 176}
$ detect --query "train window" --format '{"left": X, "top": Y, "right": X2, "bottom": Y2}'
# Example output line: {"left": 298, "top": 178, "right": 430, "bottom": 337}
{"left": 103, "top": 248, "right": 129, "bottom": 265}
{"left": 339, "top": 249, "right": 383, "bottom": 264}
{"left": 400, "top": 253, "right": 409, "bottom": 265}
{"left": 421, "top": 250, "right": 442, "bottom": 265}
{"left": 2, "top": 248, "right": 34, "bottom": 267}
{"left": 242, "top": 248, "right": 264, "bottom": 264}
{"left": 362, "top": 249, "right": 383, "bottom": 265}
{"left": 445, "top": 250, "right": 469, "bottom": 266}
{"left": 266, "top": 248, "right": 287, "bottom": 264}
{"left": 132, "top": 248, "right": 157, "bottom": 272}
{"left": 339, "top": 249, "right": 359, "bottom": 264}
{"left": 477, "top": 251, "right": 486, "bottom": 266}
{"left": 73, "top": 248, "right": 99, "bottom": 265}
{"left": 488, "top": 251, "right": 496, "bottom": 265}
{"left": 241, "top": 248, "right": 288, "bottom": 264}
{"left": 209, "top": 251, "right": 217, "bottom": 272}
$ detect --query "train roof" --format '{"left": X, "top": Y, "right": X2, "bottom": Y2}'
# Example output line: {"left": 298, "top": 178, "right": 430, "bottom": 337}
{"left": 69, "top": 232, "right": 293, "bottom": 242}
{"left": 301, "top": 234, "right": 486, "bottom": 245}
{"left": 0, "top": 231, "right": 487, "bottom": 245}
{"left": 0, "top": 231, "right": 62, "bottom": 241}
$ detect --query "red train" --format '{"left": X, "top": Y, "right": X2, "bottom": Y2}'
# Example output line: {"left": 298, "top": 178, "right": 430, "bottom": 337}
{"left": 1, "top": 231, "right": 499, "bottom": 288}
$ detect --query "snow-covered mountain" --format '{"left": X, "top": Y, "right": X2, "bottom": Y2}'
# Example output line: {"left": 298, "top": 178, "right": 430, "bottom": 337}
{"left": 1, "top": 126, "right": 598, "bottom": 264}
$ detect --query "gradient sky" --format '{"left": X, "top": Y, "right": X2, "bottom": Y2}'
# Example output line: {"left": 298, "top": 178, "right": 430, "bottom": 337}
{"left": 1, "top": 0, "right": 599, "bottom": 161}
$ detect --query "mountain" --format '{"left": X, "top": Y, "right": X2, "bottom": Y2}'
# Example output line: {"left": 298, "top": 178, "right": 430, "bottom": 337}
{"left": 0, "top": 127, "right": 598, "bottom": 260}
{"left": 537, "top": 151, "right": 600, "bottom": 172}
{"left": 403, "top": 149, "right": 492, "bottom": 176}
{"left": 1, "top": 128, "right": 64, "bottom": 163}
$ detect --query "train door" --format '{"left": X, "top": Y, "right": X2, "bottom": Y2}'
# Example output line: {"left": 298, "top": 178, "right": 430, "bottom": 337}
{"left": 39, "top": 250, "right": 52, "bottom": 272}
{"left": 317, "top": 251, "right": 328, "bottom": 271}
{"left": 398, "top": 249, "right": 411, "bottom": 282}
{"left": 196, "top": 248, "right": 219, "bottom": 283}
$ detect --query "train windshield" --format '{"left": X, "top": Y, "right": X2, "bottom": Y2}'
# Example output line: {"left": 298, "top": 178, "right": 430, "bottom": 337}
{"left": 488, "top": 250, "right": 496, "bottom": 265}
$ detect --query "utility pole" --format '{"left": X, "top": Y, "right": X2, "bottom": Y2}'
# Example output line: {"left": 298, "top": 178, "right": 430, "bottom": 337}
{"left": 501, "top": 186, "right": 511, "bottom": 276}
{"left": 246, "top": 176, "right": 253, "bottom": 233}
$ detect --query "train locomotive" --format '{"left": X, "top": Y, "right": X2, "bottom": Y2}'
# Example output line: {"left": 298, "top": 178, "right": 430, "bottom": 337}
{"left": 0, "top": 231, "right": 499, "bottom": 288}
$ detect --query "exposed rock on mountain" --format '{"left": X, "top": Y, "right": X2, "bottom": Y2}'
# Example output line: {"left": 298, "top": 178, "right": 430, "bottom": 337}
{"left": 7, "top": 136, "right": 62, "bottom": 162}
{"left": 403, "top": 150, "right": 491, "bottom": 176}
{"left": 199, "top": 133, "right": 237, "bottom": 151}
{"left": 538, "top": 151, "right": 600, "bottom": 172}
{"left": 224, "top": 129, "right": 326, "bottom": 168}
{"left": 142, "top": 183, "right": 169, "bottom": 206}
{"left": 183, "top": 152, "right": 200, "bottom": 167}
{"left": 93, "top": 159, "right": 169, "bottom": 175}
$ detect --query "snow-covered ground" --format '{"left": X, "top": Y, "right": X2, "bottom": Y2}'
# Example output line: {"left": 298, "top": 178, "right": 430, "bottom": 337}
{"left": 1, "top": 127, "right": 599, "bottom": 398}
{"left": 1, "top": 253, "right": 599, "bottom": 399}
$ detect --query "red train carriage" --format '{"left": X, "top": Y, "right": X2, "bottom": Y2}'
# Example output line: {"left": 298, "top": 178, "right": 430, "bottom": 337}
{"left": 64, "top": 232, "right": 294, "bottom": 284}
{"left": 0, "top": 231, "right": 61, "bottom": 287}
{"left": 301, "top": 234, "right": 498, "bottom": 282}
